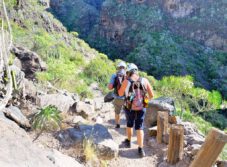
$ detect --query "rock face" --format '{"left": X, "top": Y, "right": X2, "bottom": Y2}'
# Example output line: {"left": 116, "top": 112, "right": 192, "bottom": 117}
{"left": 50, "top": 0, "right": 227, "bottom": 98}
{"left": 145, "top": 97, "right": 175, "bottom": 127}
{"left": 57, "top": 124, "right": 119, "bottom": 160}
{"left": 11, "top": 46, "right": 47, "bottom": 80}
{"left": 0, "top": 115, "right": 83, "bottom": 167}
{"left": 49, "top": 0, "right": 104, "bottom": 37}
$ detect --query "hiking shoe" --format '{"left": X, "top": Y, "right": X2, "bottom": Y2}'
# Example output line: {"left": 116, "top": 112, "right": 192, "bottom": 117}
{"left": 122, "top": 139, "right": 131, "bottom": 148}
{"left": 138, "top": 147, "right": 146, "bottom": 157}
{"left": 115, "top": 124, "right": 120, "bottom": 128}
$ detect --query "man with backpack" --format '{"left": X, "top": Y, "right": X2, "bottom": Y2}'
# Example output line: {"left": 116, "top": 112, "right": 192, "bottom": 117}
{"left": 118, "top": 63, "right": 154, "bottom": 157}
{"left": 108, "top": 61, "right": 127, "bottom": 128}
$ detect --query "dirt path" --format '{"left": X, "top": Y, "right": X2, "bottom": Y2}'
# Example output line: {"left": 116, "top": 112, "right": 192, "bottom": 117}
{"left": 102, "top": 110, "right": 167, "bottom": 167}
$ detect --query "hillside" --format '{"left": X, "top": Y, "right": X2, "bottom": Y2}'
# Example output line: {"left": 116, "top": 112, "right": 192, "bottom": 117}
{"left": 49, "top": 0, "right": 227, "bottom": 99}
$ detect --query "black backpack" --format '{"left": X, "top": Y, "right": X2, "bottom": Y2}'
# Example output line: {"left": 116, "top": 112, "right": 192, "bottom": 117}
{"left": 113, "top": 74, "right": 125, "bottom": 96}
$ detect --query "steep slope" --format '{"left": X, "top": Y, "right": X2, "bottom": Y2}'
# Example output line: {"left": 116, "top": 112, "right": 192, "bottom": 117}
{"left": 49, "top": 0, "right": 227, "bottom": 98}
{"left": 3, "top": 0, "right": 115, "bottom": 97}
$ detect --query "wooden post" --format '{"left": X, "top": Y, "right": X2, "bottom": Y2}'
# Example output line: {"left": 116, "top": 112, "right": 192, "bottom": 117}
{"left": 190, "top": 128, "right": 227, "bottom": 167}
{"left": 167, "top": 124, "right": 184, "bottom": 165}
{"left": 157, "top": 111, "right": 168, "bottom": 144}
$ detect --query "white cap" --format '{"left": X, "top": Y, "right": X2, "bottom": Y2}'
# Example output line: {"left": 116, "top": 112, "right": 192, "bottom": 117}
{"left": 127, "top": 63, "right": 138, "bottom": 72}
{"left": 117, "top": 61, "right": 127, "bottom": 68}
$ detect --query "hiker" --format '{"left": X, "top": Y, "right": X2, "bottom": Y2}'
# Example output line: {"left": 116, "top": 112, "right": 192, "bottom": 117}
{"left": 108, "top": 61, "right": 127, "bottom": 128}
{"left": 118, "top": 63, "right": 154, "bottom": 157}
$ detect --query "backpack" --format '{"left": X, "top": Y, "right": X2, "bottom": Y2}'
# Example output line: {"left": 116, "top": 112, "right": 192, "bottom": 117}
{"left": 125, "top": 77, "right": 147, "bottom": 111}
{"left": 113, "top": 73, "right": 125, "bottom": 96}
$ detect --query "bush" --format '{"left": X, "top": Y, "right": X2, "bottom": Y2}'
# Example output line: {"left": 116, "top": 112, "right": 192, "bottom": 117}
{"left": 156, "top": 75, "right": 194, "bottom": 116}
{"left": 202, "top": 111, "right": 227, "bottom": 130}
{"left": 32, "top": 105, "right": 62, "bottom": 132}
{"left": 176, "top": 109, "right": 212, "bottom": 135}
{"left": 84, "top": 53, "right": 115, "bottom": 93}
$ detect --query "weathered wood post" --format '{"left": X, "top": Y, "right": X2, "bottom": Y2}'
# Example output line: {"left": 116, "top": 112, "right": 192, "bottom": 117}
{"left": 190, "top": 128, "right": 227, "bottom": 167}
{"left": 167, "top": 124, "right": 184, "bottom": 165}
{"left": 157, "top": 111, "right": 168, "bottom": 144}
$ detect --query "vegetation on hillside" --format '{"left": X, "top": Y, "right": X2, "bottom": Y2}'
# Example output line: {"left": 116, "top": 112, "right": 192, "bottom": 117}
{"left": 49, "top": 0, "right": 227, "bottom": 99}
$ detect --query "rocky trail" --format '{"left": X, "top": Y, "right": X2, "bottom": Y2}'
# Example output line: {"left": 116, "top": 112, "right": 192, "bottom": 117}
{"left": 103, "top": 114, "right": 164, "bottom": 167}
{"left": 0, "top": 59, "right": 224, "bottom": 167}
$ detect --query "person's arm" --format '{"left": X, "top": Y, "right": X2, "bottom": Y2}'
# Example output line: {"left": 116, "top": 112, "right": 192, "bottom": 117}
{"left": 108, "top": 83, "right": 113, "bottom": 90}
{"left": 108, "top": 74, "right": 116, "bottom": 90}
{"left": 145, "top": 78, "right": 154, "bottom": 99}
{"left": 118, "top": 79, "right": 128, "bottom": 96}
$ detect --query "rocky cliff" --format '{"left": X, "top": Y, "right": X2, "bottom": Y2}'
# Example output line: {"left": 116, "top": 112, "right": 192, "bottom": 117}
{"left": 50, "top": 0, "right": 227, "bottom": 98}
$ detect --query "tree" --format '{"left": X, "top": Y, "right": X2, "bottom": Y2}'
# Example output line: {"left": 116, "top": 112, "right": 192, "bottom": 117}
{"left": 156, "top": 75, "right": 194, "bottom": 117}
{"left": 187, "top": 89, "right": 222, "bottom": 115}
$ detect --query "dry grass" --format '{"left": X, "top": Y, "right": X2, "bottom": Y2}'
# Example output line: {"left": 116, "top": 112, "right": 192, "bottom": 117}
{"left": 83, "top": 138, "right": 97, "bottom": 162}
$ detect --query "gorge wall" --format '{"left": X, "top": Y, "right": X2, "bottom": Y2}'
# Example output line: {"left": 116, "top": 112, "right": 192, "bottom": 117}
{"left": 50, "top": 0, "right": 227, "bottom": 98}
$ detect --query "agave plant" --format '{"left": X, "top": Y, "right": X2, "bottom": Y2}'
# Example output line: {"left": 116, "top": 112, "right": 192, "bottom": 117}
{"left": 32, "top": 105, "right": 62, "bottom": 141}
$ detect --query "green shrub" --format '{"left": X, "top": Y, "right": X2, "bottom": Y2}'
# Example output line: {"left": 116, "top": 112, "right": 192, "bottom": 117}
{"left": 202, "top": 111, "right": 227, "bottom": 130}
{"left": 84, "top": 53, "right": 115, "bottom": 93}
{"left": 32, "top": 105, "right": 62, "bottom": 131}
{"left": 176, "top": 109, "right": 212, "bottom": 135}
{"left": 4, "top": 0, "right": 17, "bottom": 9}
{"left": 156, "top": 75, "right": 194, "bottom": 116}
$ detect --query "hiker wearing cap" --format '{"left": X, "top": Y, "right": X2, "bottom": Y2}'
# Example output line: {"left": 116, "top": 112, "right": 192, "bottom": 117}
{"left": 118, "top": 63, "right": 154, "bottom": 157}
{"left": 108, "top": 61, "right": 127, "bottom": 128}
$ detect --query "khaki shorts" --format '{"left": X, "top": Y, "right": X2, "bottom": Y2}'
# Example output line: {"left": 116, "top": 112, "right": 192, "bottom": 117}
{"left": 113, "top": 98, "right": 125, "bottom": 115}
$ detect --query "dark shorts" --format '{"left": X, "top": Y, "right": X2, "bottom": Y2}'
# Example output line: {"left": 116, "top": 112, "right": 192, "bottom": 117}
{"left": 124, "top": 108, "right": 146, "bottom": 130}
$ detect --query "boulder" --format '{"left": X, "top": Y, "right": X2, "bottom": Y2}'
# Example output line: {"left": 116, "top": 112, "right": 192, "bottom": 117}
{"left": 94, "top": 97, "right": 103, "bottom": 111}
{"left": 181, "top": 122, "right": 205, "bottom": 145}
{"left": 70, "top": 101, "right": 95, "bottom": 119}
{"left": 2, "top": 106, "right": 30, "bottom": 128}
{"left": 37, "top": 93, "right": 75, "bottom": 113}
{"left": 187, "top": 144, "right": 201, "bottom": 156}
{"left": 148, "top": 126, "right": 157, "bottom": 137}
{"left": 24, "top": 79, "right": 37, "bottom": 102}
{"left": 185, "top": 134, "right": 205, "bottom": 145}
{"left": 72, "top": 116, "right": 87, "bottom": 124}
{"left": 0, "top": 118, "right": 83, "bottom": 167}
{"left": 57, "top": 124, "right": 118, "bottom": 160}
{"left": 11, "top": 46, "right": 47, "bottom": 80}
{"left": 181, "top": 122, "right": 199, "bottom": 135}
{"left": 145, "top": 97, "right": 175, "bottom": 128}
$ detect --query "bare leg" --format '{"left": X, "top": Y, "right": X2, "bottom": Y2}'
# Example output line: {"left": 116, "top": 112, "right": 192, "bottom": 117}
{"left": 136, "top": 130, "right": 144, "bottom": 148}
{"left": 127, "top": 127, "right": 133, "bottom": 141}
{"left": 115, "top": 113, "right": 120, "bottom": 125}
